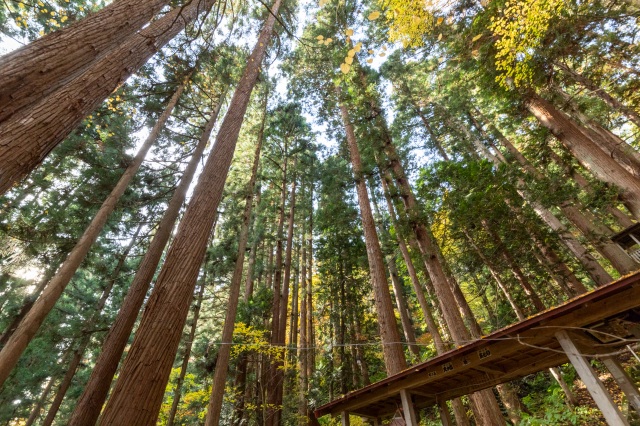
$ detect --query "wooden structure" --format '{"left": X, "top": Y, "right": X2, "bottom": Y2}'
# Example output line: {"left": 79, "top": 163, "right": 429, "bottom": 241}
{"left": 612, "top": 223, "right": 640, "bottom": 263}
{"left": 315, "top": 272, "right": 640, "bottom": 425}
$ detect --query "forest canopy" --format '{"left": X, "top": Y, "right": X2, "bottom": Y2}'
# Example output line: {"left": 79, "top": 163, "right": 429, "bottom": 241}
{"left": 1, "top": 0, "right": 640, "bottom": 424}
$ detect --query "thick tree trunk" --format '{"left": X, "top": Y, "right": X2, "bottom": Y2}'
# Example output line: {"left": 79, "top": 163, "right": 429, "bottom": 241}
{"left": 0, "top": 76, "right": 190, "bottom": 387}
{"left": 0, "top": 0, "right": 213, "bottom": 195}
{"left": 554, "top": 61, "right": 640, "bottom": 128}
{"left": 338, "top": 99, "right": 407, "bottom": 375}
{"left": 306, "top": 192, "right": 315, "bottom": 383}
{"left": 97, "top": 1, "right": 279, "bottom": 421}
{"left": 298, "top": 219, "right": 309, "bottom": 421}
{"left": 525, "top": 93, "right": 640, "bottom": 219}
{"left": 204, "top": 96, "right": 265, "bottom": 426}
{"left": 68, "top": 98, "right": 222, "bottom": 426}
{"left": 0, "top": 0, "right": 170, "bottom": 123}
{"left": 167, "top": 280, "right": 207, "bottom": 426}
{"left": 553, "top": 85, "right": 640, "bottom": 178}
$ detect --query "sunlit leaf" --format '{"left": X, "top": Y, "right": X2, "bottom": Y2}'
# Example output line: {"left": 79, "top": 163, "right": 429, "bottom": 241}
{"left": 368, "top": 11, "right": 380, "bottom": 20}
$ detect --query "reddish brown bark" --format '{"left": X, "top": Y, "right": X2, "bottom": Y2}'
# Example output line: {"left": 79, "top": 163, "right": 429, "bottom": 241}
{"left": 68, "top": 97, "right": 222, "bottom": 426}
{"left": 204, "top": 95, "right": 266, "bottom": 426}
{"left": 97, "top": 0, "right": 279, "bottom": 421}
{"left": 0, "top": 0, "right": 214, "bottom": 195}
{"left": 338, "top": 98, "right": 407, "bottom": 376}
{"left": 0, "top": 76, "right": 189, "bottom": 387}
{"left": 0, "top": 0, "right": 170, "bottom": 123}
{"left": 526, "top": 93, "right": 640, "bottom": 219}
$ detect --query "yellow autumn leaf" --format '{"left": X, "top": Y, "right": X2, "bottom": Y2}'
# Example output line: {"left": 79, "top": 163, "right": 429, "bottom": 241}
{"left": 318, "top": 40, "right": 324, "bottom": 45}
{"left": 436, "top": 17, "right": 444, "bottom": 26}
{"left": 324, "top": 38, "right": 333, "bottom": 45}
{"left": 340, "top": 63, "right": 351, "bottom": 74}
{"left": 379, "top": 52, "right": 386, "bottom": 57}
{"left": 347, "top": 49, "right": 356, "bottom": 57}
{"left": 345, "top": 29, "right": 354, "bottom": 36}
{"left": 316, "top": 35, "right": 324, "bottom": 40}
{"left": 319, "top": 0, "right": 328, "bottom": 6}
{"left": 367, "top": 58, "right": 374, "bottom": 64}
{"left": 354, "top": 42, "right": 362, "bottom": 52}
{"left": 368, "top": 49, "right": 374, "bottom": 54}
{"left": 472, "top": 34, "right": 482, "bottom": 42}
{"left": 345, "top": 57, "right": 353, "bottom": 64}
{"left": 368, "top": 11, "right": 380, "bottom": 20}
{"left": 438, "top": 33, "right": 442, "bottom": 41}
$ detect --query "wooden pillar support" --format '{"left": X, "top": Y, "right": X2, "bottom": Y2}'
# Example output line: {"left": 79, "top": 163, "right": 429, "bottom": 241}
{"left": 602, "top": 356, "right": 640, "bottom": 414}
{"left": 400, "top": 389, "right": 418, "bottom": 426}
{"left": 438, "top": 400, "right": 453, "bottom": 426}
{"left": 341, "top": 412, "right": 350, "bottom": 426}
{"left": 556, "top": 331, "right": 630, "bottom": 426}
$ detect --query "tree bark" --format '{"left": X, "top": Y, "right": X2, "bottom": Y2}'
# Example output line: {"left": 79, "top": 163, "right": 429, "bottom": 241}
{"left": 97, "top": 0, "right": 279, "bottom": 421}
{"left": 525, "top": 93, "right": 640, "bottom": 219}
{"left": 338, "top": 97, "right": 407, "bottom": 375}
{"left": 0, "top": 75, "right": 190, "bottom": 387}
{"left": 68, "top": 96, "right": 222, "bottom": 426}
{"left": 41, "top": 227, "right": 142, "bottom": 426}
{"left": 0, "top": 0, "right": 170, "bottom": 123}
{"left": 167, "top": 279, "right": 207, "bottom": 426}
{"left": 204, "top": 93, "right": 266, "bottom": 426}
{"left": 554, "top": 61, "right": 640, "bottom": 128}
{"left": 0, "top": 0, "right": 213, "bottom": 195}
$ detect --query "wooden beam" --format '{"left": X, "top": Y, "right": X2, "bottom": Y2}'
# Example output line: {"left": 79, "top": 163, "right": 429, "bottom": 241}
{"left": 341, "top": 412, "right": 350, "bottom": 426}
{"left": 400, "top": 389, "right": 418, "bottom": 426}
{"left": 438, "top": 400, "right": 453, "bottom": 426}
{"left": 556, "top": 331, "right": 630, "bottom": 426}
{"left": 602, "top": 356, "right": 640, "bottom": 414}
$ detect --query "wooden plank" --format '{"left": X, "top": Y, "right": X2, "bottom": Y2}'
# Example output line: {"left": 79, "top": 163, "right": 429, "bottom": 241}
{"left": 602, "top": 356, "right": 640, "bottom": 414}
{"left": 556, "top": 331, "right": 630, "bottom": 426}
{"left": 400, "top": 389, "right": 418, "bottom": 426}
{"left": 438, "top": 401, "right": 453, "bottom": 426}
{"left": 341, "top": 412, "right": 350, "bottom": 426}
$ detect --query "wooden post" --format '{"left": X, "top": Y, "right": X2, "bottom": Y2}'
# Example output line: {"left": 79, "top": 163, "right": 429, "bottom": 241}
{"left": 438, "top": 400, "right": 453, "bottom": 426}
{"left": 556, "top": 331, "right": 630, "bottom": 426}
{"left": 602, "top": 356, "right": 640, "bottom": 414}
{"left": 400, "top": 389, "right": 418, "bottom": 426}
{"left": 341, "top": 412, "right": 350, "bottom": 426}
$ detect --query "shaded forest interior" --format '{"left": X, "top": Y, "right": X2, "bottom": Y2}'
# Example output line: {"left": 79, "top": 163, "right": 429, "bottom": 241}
{"left": 2, "top": 0, "right": 640, "bottom": 424}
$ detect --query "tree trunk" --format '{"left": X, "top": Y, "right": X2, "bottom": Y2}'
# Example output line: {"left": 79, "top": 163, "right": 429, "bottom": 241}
{"left": 0, "top": 0, "right": 170, "bottom": 123}
{"left": 204, "top": 93, "right": 266, "bottom": 426}
{"left": 68, "top": 97, "right": 223, "bottom": 425}
{"left": 387, "top": 256, "right": 421, "bottom": 360}
{"left": 554, "top": 60, "right": 640, "bottom": 128}
{"left": 42, "top": 226, "right": 142, "bottom": 426}
{"left": 525, "top": 92, "right": 640, "bottom": 219}
{"left": 553, "top": 84, "right": 640, "bottom": 178}
{"left": 338, "top": 97, "right": 407, "bottom": 375}
{"left": 0, "top": 0, "right": 213, "bottom": 195}
{"left": 0, "top": 75, "right": 190, "bottom": 387}
{"left": 24, "top": 375, "right": 56, "bottom": 426}
{"left": 98, "top": 0, "right": 277, "bottom": 420}
{"left": 167, "top": 279, "right": 207, "bottom": 426}
{"left": 298, "top": 218, "right": 309, "bottom": 421}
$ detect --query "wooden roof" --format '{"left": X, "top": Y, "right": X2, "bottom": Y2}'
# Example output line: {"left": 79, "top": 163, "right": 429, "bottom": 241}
{"left": 611, "top": 223, "right": 640, "bottom": 249}
{"left": 315, "top": 272, "right": 640, "bottom": 420}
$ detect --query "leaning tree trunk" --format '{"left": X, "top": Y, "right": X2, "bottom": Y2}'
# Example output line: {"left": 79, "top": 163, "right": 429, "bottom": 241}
{"left": 204, "top": 95, "right": 266, "bottom": 426}
{"left": 0, "top": 0, "right": 171, "bottom": 123}
{"left": 338, "top": 98, "right": 407, "bottom": 376}
{"left": 68, "top": 96, "right": 223, "bottom": 426}
{"left": 0, "top": 0, "right": 214, "bottom": 195}
{"left": 41, "top": 225, "right": 142, "bottom": 426}
{"left": 525, "top": 92, "right": 640, "bottom": 220}
{"left": 167, "top": 279, "right": 207, "bottom": 426}
{"left": 97, "top": 1, "right": 280, "bottom": 422}
{"left": 0, "top": 75, "right": 190, "bottom": 387}
{"left": 554, "top": 61, "right": 640, "bottom": 128}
